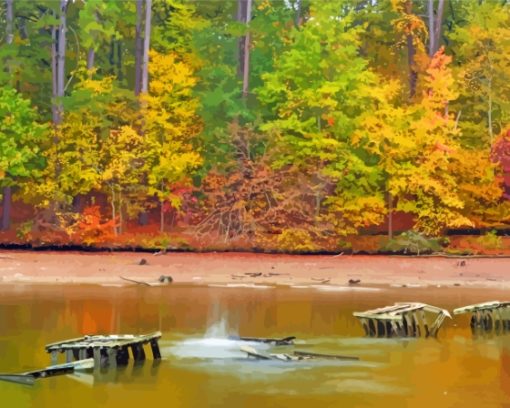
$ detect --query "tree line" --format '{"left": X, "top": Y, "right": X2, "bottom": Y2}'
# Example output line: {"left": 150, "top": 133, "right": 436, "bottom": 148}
{"left": 0, "top": 0, "right": 509, "bottom": 248}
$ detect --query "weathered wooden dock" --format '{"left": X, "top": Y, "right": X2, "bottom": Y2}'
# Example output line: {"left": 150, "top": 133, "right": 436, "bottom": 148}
{"left": 454, "top": 301, "right": 510, "bottom": 333}
{"left": 353, "top": 302, "right": 451, "bottom": 338}
{"left": 45, "top": 332, "right": 162, "bottom": 367}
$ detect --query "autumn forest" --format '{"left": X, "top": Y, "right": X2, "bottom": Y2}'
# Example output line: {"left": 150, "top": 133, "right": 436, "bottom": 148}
{"left": 0, "top": 0, "right": 509, "bottom": 253}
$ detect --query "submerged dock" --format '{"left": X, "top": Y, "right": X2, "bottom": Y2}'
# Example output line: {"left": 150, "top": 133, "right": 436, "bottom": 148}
{"left": 45, "top": 332, "right": 162, "bottom": 367}
{"left": 454, "top": 301, "right": 510, "bottom": 333}
{"left": 353, "top": 302, "right": 451, "bottom": 338}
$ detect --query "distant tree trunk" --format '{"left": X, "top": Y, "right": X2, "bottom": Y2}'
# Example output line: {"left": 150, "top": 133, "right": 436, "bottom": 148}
{"left": 6, "top": 0, "right": 13, "bottom": 44}
{"left": 116, "top": 40, "right": 123, "bottom": 81}
{"left": 86, "top": 47, "right": 95, "bottom": 70}
{"left": 294, "top": 0, "right": 302, "bottom": 27}
{"left": 388, "top": 193, "right": 393, "bottom": 240}
{"left": 241, "top": 0, "right": 252, "bottom": 99}
{"left": 1, "top": 187, "right": 11, "bottom": 231}
{"left": 141, "top": 0, "right": 151, "bottom": 94}
{"left": 405, "top": 0, "right": 417, "bottom": 99}
{"left": 134, "top": 0, "right": 143, "bottom": 96}
{"left": 2, "top": 0, "right": 14, "bottom": 231}
{"left": 160, "top": 200, "right": 164, "bottom": 233}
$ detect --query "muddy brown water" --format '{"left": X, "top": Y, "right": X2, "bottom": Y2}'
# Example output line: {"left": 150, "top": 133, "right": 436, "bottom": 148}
{"left": 0, "top": 284, "right": 509, "bottom": 407}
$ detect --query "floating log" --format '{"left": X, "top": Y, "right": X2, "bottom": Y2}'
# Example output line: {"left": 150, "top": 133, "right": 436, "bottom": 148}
{"left": 45, "top": 332, "right": 162, "bottom": 367}
{"left": 454, "top": 301, "right": 510, "bottom": 334}
{"left": 353, "top": 302, "right": 451, "bottom": 338}
{"left": 0, "top": 359, "right": 94, "bottom": 386}
{"left": 228, "top": 335, "right": 296, "bottom": 346}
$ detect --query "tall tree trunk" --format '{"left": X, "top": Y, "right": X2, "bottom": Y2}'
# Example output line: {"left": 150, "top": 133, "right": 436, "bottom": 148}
{"left": 433, "top": 0, "right": 445, "bottom": 54}
{"left": 427, "top": 0, "right": 445, "bottom": 57}
{"left": 51, "top": 22, "right": 58, "bottom": 124}
{"left": 405, "top": 0, "right": 417, "bottom": 99}
{"left": 134, "top": 0, "right": 143, "bottom": 96}
{"left": 2, "top": 0, "right": 14, "bottom": 231}
{"left": 56, "top": 0, "right": 67, "bottom": 124}
{"left": 141, "top": 0, "right": 152, "bottom": 94}
{"left": 428, "top": 0, "right": 435, "bottom": 57}
{"left": 241, "top": 0, "right": 252, "bottom": 99}
{"left": 137, "top": 0, "right": 152, "bottom": 226}
{"left": 237, "top": 0, "right": 247, "bottom": 78}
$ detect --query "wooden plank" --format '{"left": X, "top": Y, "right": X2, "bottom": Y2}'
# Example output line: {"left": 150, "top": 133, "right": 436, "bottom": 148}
{"left": 293, "top": 351, "right": 359, "bottom": 360}
{"left": 240, "top": 345, "right": 272, "bottom": 360}
{"left": 229, "top": 335, "right": 296, "bottom": 345}
{"left": 0, "top": 374, "right": 35, "bottom": 385}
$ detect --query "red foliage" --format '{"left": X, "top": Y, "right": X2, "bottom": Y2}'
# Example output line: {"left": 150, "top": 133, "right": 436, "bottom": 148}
{"left": 73, "top": 206, "right": 116, "bottom": 245}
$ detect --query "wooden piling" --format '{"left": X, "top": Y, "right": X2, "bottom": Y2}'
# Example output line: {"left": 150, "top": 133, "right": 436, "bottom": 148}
{"left": 131, "top": 344, "right": 146, "bottom": 362}
{"left": 50, "top": 350, "right": 58, "bottom": 365}
{"left": 150, "top": 339, "right": 161, "bottom": 359}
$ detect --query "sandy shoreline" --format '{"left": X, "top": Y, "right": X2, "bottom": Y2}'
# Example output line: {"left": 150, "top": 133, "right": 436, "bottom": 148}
{"left": 0, "top": 250, "right": 509, "bottom": 289}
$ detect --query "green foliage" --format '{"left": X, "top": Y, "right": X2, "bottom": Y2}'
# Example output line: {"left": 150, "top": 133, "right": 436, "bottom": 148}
{"left": 475, "top": 230, "right": 503, "bottom": 251}
{"left": 383, "top": 231, "right": 445, "bottom": 255}
{"left": 0, "top": 87, "right": 47, "bottom": 186}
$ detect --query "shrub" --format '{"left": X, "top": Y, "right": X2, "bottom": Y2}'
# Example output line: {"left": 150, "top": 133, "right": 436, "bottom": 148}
{"left": 383, "top": 231, "right": 445, "bottom": 255}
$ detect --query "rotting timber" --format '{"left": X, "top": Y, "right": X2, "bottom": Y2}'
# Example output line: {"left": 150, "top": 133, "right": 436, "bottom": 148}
{"left": 45, "top": 332, "right": 162, "bottom": 367}
{"left": 453, "top": 301, "right": 510, "bottom": 333}
{"left": 353, "top": 303, "right": 451, "bottom": 338}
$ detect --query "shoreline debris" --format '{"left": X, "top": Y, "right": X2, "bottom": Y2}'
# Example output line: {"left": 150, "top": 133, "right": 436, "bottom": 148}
{"left": 353, "top": 302, "right": 451, "bottom": 338}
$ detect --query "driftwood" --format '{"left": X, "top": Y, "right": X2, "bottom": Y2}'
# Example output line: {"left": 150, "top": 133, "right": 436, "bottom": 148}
{"left": 454, "top": 301, "right": 510, "bottom": 333}
{"left": 353, "top": 302, "right": 451, "bottom": 338}
{"left": 229, "top": 335, "right": 296, "bottom": 346}
{"left": 0, "top": 359, "right": 94, "bottom": 386}
{"left": 119, "top": 276, "right": 152, "bottom": 286}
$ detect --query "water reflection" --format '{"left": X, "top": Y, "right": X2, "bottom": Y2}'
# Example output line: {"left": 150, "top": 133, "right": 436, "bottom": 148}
{"left": 0, "top": 284, "right": 510, "bottom": 406}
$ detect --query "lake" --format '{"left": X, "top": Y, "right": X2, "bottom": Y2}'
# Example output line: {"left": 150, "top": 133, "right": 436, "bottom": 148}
{"left": 0, "top": 284, "right": 509, "bottom": 407}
